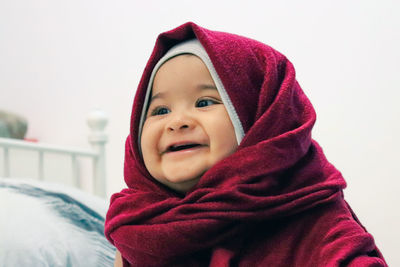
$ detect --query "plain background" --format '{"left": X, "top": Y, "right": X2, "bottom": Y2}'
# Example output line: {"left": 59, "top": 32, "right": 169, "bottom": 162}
{"left": 1, "top": 0, "right": 399, "bottom": 265}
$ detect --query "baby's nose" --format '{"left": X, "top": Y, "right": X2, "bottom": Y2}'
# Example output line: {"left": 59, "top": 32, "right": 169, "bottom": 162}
{"left": 166, "top": 115, "right": 194, "bottom": 132}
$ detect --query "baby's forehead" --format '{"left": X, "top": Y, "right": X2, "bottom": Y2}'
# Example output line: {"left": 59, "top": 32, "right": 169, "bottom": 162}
{"left": 153, "top": 54, "right": 206, "bottom": 77}
{"left": 150, "top": 55, "right": 215, "bottom": 93}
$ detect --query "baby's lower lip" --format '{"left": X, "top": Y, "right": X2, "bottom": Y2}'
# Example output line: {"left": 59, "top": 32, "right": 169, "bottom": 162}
{"left": 164, "top": 145, "right": 206, "bottom": 155}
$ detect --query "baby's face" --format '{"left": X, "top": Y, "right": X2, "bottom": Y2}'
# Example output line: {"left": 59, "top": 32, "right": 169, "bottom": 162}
{"left": 141, "top": 55, "right": 238, "bottom": 193}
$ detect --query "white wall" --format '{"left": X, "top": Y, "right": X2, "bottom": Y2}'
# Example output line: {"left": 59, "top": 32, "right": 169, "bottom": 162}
{"left": 1, "top": 0, "right": 399, "bottom": 265}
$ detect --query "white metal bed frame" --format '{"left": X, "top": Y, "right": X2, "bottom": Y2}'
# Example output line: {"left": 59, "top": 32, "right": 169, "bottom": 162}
{"left": 0, "top": 110, "right": 108, "bottom": 198}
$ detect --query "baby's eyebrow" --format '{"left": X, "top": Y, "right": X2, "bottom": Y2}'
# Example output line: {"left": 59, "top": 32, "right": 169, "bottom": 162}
{"left": 150, "top": 91, "right": 165, "bottom": 103}
{"left": 150, "top": 84, "right": 217, "bottom": 103}
{"left": 198, "top": 84, "right": 217, "bottom": 90}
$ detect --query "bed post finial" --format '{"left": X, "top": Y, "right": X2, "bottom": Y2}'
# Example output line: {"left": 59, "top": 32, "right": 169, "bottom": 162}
{"left": 87, "top": 109, "right": 108, "bottom": 198}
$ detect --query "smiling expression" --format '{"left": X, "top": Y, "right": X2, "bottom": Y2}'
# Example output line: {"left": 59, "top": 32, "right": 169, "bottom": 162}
{"left": 140, "top": 54, "right": 238, "bottom": 193}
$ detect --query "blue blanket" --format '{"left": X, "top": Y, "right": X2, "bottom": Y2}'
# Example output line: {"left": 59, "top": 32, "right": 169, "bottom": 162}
{"left": 0, "top": 178, "right": 115, "bottom": 267}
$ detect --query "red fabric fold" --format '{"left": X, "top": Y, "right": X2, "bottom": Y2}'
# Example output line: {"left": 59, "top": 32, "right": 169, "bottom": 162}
{"left": 105, "top": 22, "right": 386, "bottom": 266}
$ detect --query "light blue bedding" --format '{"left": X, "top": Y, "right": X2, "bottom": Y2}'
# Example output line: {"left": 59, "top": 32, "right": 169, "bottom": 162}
{"left": 0, "top": 178, "right": 115, "bottom": 267}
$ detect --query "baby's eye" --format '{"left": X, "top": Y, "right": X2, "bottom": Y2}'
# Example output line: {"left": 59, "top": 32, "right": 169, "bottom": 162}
{"left": 196, "top": 98, "right": 219, "bottom": 108}
{"left": 150, "top": 106, "right": 170, "bottom": 116}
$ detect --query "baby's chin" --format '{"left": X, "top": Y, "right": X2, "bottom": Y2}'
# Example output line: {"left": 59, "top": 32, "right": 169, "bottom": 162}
{"left": 148, "top": 165, "right": 210, "bottom": 193}
{"left": 162, "top": 175, "right": 202, "bottom": 193}
{"left": 155, "top": 166, "right": 208, "bottom": 192}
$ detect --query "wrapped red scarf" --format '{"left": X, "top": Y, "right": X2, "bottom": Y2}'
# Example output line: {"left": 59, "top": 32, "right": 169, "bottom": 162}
{"left": 105, "top": 22, "right": 387, "bottom": 266}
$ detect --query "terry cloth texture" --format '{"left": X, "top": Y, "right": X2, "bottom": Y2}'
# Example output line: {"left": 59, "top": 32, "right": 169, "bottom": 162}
{"left": 104, "top": 22, "right": 387, "bottom": 267}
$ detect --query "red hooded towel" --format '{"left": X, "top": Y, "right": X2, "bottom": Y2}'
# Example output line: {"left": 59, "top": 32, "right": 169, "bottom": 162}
{"left": 104, "top": 22, "right": 387, "bottom": 267}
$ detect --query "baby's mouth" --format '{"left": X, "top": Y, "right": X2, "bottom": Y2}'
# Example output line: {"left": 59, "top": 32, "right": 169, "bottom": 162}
{"left": 167, "top": 143, "right": 202, "bottom": 152}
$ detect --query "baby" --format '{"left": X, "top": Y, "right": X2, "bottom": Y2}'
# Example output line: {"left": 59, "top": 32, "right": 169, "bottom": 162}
{"left": 105, "top": 22, "right": 387, "bottom": 266}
